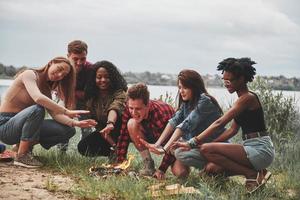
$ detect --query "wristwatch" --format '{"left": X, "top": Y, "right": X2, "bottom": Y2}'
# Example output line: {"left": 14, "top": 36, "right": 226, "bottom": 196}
{"left": 106, "top": 120, "right": 115, "bottom": 126}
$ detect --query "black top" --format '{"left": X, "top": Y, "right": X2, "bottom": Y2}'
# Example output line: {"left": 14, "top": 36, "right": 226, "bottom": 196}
{"left": 234, "top": 92, "right": 266, "bottom": 134}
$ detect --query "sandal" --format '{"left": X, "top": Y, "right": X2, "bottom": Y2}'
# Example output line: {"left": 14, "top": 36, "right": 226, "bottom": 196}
{"left": 245, "top": 171, "right": 265, "bottom": 194}
{"left": 262, "top": 170, "right": 272, "bottom": 184}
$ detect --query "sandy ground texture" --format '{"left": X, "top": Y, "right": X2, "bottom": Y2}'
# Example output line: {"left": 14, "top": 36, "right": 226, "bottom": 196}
{"left": 0, "top": 162, "right": 76, "bottom": 200}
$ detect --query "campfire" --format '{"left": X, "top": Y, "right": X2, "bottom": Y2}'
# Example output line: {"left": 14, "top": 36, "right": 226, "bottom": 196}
{"left": 89, "top": 154, "right": 135, "bottom": 178}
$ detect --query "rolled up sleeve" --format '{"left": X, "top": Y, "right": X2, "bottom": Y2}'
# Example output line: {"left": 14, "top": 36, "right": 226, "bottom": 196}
{"left": 177, "top": 97, "right": 213, "bottom": 136}
{"left": 107, "top": 90, "right": 126, "bottom": 116}
{"left": 168, "top": 105, "right": 184, "bottom": 128}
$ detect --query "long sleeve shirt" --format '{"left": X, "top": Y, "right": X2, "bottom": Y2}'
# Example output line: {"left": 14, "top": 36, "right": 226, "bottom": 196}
{"left": 168, "top": 93, "right": 225, "bottom": 142}
{"left": 86, "top": 90, "right": 126, "bottom": 129}
{"left": 116, "top": 100, "right": 176, "bottom": 172}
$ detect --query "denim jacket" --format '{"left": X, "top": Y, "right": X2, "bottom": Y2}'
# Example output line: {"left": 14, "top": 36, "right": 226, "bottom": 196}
{"left": 169, "top": 93, "right": 225, "bottom": 141}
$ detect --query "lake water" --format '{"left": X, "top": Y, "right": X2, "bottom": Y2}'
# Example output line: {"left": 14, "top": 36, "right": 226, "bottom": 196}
{"left": 1, "top": 79, "right": 299, "bottom": 109}
{"left": 148, "top": 85, "right": 300, "bottom": 110}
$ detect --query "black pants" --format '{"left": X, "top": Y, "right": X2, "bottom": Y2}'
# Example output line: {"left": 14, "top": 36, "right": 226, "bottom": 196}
{"left": 77, "top": 119, "right": 121, "bottom": 157}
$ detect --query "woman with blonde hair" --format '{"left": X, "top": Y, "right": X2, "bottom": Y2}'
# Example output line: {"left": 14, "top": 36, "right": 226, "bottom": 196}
{"left": 0, "top": 56, "right": 97, "bottom": 168}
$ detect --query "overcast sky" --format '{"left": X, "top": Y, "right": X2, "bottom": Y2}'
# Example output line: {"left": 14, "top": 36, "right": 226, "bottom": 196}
{"left": 0, "top": 0, "right": 299, "bottom": 77}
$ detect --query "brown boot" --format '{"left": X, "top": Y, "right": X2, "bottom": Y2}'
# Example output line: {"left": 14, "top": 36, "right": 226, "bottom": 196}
{"left": 139, "top": 158, "right": 155, "bottom": 176}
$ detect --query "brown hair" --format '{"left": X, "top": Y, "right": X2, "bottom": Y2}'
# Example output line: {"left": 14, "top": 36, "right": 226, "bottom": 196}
{"left": 127, "top": 83, "right": 149, "bottom": 105}
{"left": 35, "top": 57, "right": 76, "bottom": 109}
{"left": 67, "top": 40, "right": 88, "bottom": 54}
{"left": 177, "top": 69, "right": 222, "bottom": 112}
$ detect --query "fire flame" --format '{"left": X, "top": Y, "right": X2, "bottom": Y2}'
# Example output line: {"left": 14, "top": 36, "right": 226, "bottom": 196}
{"left": 102, "top": 154, "right": 134, "bottom": 170}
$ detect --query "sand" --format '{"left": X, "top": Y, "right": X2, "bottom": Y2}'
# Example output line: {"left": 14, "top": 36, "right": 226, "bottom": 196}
{"left": 0, "top": 162, "right": 76, "bottom": 200}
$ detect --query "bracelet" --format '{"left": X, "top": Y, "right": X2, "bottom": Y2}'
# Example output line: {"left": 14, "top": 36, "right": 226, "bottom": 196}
{"left": 162, "top": 147, "right": 167, "bottom": 154}
{"left": 187, "top": 138, "right": 198, "bottom": 148}
{"left": 106, "top": 120, "right": 115, "bottom": 126}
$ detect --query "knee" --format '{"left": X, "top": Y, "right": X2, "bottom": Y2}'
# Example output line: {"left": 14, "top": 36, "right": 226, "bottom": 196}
{"left": 127, "top": 119, "right": 140, "bottom": 136}
{"left": 174, "top": 149, "right": 188, "bottom": 164}
{"left": 171, "top": 163, "right": 190, "bottom": 178}
{"left": 65, "top": 127, "right": 76, "bottom": 139}
{"left": 31, "top": 105, "right": 45, "bottom": 119}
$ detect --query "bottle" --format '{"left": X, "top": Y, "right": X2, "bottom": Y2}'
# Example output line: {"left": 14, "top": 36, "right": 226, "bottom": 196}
{"left": 0, "top": 143, "right": 6, "bottom": 153}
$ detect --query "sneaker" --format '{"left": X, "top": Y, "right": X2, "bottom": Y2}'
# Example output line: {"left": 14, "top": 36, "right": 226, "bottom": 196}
{"left": 139, "top": 158, "right": 155, "bottom": 176}
{"left": 13, "top": 153, "right": 43, "bottom": 168}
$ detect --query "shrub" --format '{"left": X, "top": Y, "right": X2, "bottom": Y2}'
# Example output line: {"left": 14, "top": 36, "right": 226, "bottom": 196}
{"left": 249, "top": 77, "right": 300, "bottom": 149}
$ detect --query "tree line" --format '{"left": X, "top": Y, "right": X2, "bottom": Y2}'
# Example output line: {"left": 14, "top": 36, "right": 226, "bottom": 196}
{"left": 1, "top": 63, "right": 300, "bottom": 91}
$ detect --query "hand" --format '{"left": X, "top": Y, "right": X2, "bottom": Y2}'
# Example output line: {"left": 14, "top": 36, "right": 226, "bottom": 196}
{"left": 99, "top": 124, "right": 114, "bottom": 140}
{"left": 73, "top": 119, "right": 97, "bottom": 128}
{"left": 65, "top": 109, "right": 90, "bottom": 118}
{"left": 171, "top": 141, "right": 191, "bottom": 151}
{"left": 153, "top": 169, "right": 165, "bottom": 180}
{"left": 139, "top": 138, "right": 165, "bottom": 155}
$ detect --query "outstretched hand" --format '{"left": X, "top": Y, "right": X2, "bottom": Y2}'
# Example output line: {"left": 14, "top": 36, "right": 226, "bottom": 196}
{"left": 74, "top": 119, "right": 97, "bottom": 128}
{"left": 65, "top": 109, "right": 90, "bottom": 118}
{"left": 139, "top": 137, "right": 165, "bottom": 155}
{"left": 171, "top": 141, "right": 191, "bottom": 151}
{"left": 99, "top": 124, "right": 114, "bottom": 138}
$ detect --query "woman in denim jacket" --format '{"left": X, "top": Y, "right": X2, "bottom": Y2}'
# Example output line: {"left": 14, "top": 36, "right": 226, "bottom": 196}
{"left": 141, "top": 69, "right": 225, "bottom": 179}
{"left": 173, "top": 58, "right": 275, "bottom": 194}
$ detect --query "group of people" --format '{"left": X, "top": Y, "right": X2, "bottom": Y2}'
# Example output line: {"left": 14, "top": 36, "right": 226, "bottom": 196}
{"left": 0, "top": 40, "right": 275, "bottom": 194}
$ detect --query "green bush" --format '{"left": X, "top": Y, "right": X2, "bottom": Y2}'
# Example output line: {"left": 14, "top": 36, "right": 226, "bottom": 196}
{"left": 250, "top": 77, "right": 300, "bottom": 149}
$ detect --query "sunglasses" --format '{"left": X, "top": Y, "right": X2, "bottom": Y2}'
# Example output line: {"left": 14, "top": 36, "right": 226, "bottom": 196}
{"left": 222, "top": 78, "right": 238, "bottom": 85}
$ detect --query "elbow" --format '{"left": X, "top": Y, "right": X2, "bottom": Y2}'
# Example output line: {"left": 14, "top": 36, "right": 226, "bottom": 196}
{"left": 34, "top": 96, "right": 45, "bottom": 105}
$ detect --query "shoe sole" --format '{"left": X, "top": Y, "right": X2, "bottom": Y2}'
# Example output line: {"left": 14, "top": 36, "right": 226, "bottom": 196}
{"left": 262, "top": 171, "right": 272, "bottom": 184}
{"left": 13, "top": 161, "right": 42, "bottom": 168}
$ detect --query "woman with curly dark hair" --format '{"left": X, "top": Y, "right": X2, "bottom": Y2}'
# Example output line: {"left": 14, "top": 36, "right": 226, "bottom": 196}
{"left": 173, "top": 58, "right": 275, "bottom": 194}
{"left": 77, "top": 60, "right": 127, "bottom": 158}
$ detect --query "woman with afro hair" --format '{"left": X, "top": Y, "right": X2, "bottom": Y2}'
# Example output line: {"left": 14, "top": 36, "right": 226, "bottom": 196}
{"left": 77, "top": 60, "right": 127, "bottom": 159}
{"left": 173, "top": 58, "right": 275, "bottom": 194}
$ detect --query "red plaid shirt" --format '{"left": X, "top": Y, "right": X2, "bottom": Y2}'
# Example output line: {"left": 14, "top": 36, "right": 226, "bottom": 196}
{"left": 116, "top": 100, "right": 176, "bottom": 172}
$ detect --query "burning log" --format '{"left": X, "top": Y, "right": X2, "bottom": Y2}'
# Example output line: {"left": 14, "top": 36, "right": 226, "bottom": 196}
{"left": 89, "top": 154, "right": 135, "bottom": 178}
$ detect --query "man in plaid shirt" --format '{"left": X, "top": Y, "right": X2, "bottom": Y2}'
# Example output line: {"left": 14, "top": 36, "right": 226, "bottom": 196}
{"left": 116, "top": 83, "right": 176, "bottom": 176}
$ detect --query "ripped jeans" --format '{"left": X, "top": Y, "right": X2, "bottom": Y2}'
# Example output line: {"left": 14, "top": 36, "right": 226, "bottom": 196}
{"left": 0, "top": 105, "right": 75, "bottom": 149}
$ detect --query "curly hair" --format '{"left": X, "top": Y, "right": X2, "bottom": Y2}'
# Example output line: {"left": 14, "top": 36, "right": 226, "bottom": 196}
{"left": 217, "top": 57, "right": 256, "bottom": 83}
{"left": 85, "top": 60, "right": 127, "bottom": 100}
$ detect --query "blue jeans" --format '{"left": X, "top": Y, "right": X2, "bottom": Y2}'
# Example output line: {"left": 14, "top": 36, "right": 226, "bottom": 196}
{"left": 174, "top": 148, "right": 207, "bottom": 170}
{"left": 0, "top": 105, "right": 75, "bottom": 149}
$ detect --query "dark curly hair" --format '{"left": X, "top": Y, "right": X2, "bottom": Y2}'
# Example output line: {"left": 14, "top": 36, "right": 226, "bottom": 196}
{"left": 85, "top": 60, "right": 127, "bottom": 99}
{"left": 217, "top": 57, "right": 256, "bottom": 83}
